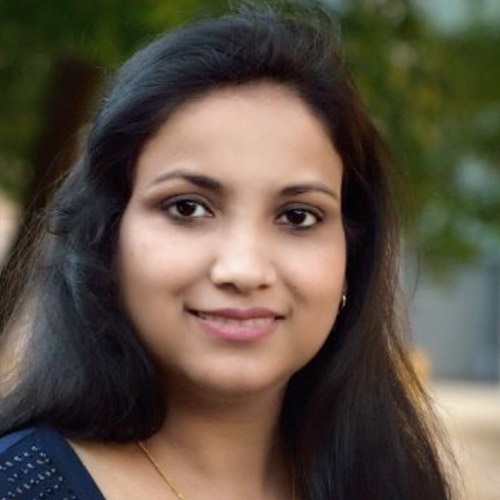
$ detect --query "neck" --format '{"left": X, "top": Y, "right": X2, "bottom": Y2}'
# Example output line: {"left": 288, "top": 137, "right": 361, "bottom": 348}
{"left": 143, "top": 381, "right": 293, "bottom": 499}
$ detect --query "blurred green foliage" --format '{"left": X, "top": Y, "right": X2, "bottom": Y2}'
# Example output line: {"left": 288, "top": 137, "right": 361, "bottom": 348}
{"left": 0, "top": 0, "right": 499, "bottom": 274}
{"left": 0, "top": 0, "right": 227, "bottom": 198}
{"left": 342, "top": 0, "right": 500, "bottom": 273}
{"left": 340, "top": 0, "right": 500, "bottom": 274}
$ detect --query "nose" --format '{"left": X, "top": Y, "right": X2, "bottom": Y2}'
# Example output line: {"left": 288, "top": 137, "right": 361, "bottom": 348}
{"left": 209, "top": 226, "right": 277, "bottom": 293}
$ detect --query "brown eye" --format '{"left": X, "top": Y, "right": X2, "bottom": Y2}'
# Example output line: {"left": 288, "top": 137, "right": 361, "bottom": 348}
{"left": 286, "top": 209, "right": 308, "bottom": 225}
{"left": 176, "top": 200, "right": 199, "bottom": 217}
{"left": 277, "top": 207, "right": 323, "bottom": 230}
{"left": 161, "top": 197, "right": 213, "bottom": 221}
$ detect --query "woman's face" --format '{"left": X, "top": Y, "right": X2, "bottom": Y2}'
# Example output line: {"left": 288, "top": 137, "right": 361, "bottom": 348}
{"left": 118, "top": 82, "right": 346, "bottom": 398}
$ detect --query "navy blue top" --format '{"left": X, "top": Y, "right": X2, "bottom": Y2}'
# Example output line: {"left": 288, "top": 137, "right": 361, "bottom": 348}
{"left": 0, "top": 425, "right": 105, "bottom": 499}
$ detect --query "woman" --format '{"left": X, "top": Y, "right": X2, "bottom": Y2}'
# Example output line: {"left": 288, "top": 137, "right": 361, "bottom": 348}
{"left": 0, "top": 2, "right": 457, "bottom": 499}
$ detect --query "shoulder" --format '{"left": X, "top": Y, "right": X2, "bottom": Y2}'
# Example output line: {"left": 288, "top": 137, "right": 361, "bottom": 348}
{"left": 0, "top": 424, "right": 105, "bottom": 499}
{"left": 0, "top": 426, "right": 37, "bottom": 455}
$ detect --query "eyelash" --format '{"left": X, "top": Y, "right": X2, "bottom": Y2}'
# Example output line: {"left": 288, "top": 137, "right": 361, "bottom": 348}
{"left": 159, "top": 196, "right": 324, "bottom": 231}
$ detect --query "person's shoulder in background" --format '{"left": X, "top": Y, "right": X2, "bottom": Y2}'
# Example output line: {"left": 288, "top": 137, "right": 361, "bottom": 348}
{"left": 0, "top": 424, "right": 105, "bottom": 499}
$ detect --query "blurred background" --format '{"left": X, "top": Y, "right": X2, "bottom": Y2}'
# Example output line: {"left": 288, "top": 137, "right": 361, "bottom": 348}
{"left": 1, "top": 0, "right": 499, "bottom": 497}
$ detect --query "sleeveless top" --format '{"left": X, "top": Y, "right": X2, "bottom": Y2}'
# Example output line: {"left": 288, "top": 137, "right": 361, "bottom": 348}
{"left": 0, "top": 425, "right": 105, "bottom": 499}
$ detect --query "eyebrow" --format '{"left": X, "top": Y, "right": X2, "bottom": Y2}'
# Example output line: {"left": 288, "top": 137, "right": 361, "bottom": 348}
{"left": 147, "top": 168, "right": 339, "bottom": 201}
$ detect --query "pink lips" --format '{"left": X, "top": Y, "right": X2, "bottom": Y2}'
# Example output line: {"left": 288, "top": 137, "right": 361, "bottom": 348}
{"left": 187, "top": 308, "right": 284, "bottom": 342}
{"left": 192, "top": 307, "right": 283, "bottom": 319}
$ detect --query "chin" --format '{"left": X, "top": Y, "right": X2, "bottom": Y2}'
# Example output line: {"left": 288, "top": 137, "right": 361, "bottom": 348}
{"left": 181, "top": 366, "right": 291, "bottom": 400}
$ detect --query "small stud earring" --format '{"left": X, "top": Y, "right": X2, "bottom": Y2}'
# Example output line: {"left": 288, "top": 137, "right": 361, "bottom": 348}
{"left": 341, "top": 293, "right": 347, "bottom": 310}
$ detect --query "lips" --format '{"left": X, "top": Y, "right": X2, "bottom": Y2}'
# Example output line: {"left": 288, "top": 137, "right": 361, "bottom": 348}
{"left": 191, "top": 311, "right": 276, "bottom": 325}
{"left": 187, "top": 307, "right": 285, "bottom": 320}
{"left": 186, "top": 308, "right": 284, "bottom": 341}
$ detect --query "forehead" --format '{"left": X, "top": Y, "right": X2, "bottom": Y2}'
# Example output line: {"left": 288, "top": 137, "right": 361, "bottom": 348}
{"left": 133, "top": 82, "right": 343, "bottom": 191}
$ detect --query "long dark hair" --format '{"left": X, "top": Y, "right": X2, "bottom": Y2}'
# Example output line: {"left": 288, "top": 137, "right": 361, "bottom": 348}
{"left": 0, "top": 2, "right": 457, "bottom": 499}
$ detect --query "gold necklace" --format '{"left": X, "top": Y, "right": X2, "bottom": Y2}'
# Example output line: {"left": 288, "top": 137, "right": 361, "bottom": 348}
{"left": 137, "top": 441, "right": 296, "bottom": 500}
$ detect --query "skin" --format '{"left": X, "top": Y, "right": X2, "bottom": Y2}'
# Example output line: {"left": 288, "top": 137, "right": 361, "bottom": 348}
{"left": 69, "top": 82, "right": 346, "bottom": 500}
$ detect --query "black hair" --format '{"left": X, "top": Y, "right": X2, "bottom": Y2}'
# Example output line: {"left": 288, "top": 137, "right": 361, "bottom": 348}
{"left": 0, "top": 2, "right": 457, "bottom": 499}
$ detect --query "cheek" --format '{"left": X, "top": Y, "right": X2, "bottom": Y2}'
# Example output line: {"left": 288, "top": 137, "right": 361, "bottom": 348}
{"left": 117, "top": 217, "right": 207, "bottom": 296}
{"left": 283, "top": 235, "right": 346, "bottom": 302}
{"left": 284, "top": 240, "right": 346, "bottom": 352}
{"left": 116, "top": 216, "right": 207, "bottom": 357}
{"left": 309, "top": 250, "right": 345, "bottom": 302}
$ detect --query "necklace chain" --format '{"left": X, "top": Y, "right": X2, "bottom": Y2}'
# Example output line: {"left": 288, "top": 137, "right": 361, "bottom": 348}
{"left": 137, "top": 441, "right": 187, "bottom": 499}
{"left": 137, "top": 441, "right": 296, "bottom": 500}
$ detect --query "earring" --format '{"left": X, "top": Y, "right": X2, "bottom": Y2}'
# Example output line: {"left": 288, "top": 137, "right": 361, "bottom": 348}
{"left": 341, "top": 293, "right": 347, "bottom": 310}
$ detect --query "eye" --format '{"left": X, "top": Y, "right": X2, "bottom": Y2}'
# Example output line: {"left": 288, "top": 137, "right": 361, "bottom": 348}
{"left": 277, "top": 207, "right": 323, "bottom": 230}
{"left": 161, "top": 197, "right": 213, "bottom": 221}
{"left": 160, "top": 197, "right": 323, "bottom": 230}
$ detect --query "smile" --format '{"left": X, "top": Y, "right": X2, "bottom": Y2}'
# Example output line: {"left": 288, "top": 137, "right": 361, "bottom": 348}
{"left": 192, "top": 311, "right": 276, "bottom": 326}
{"left": 187, "top": 310, "right": 282, "bottom": 341}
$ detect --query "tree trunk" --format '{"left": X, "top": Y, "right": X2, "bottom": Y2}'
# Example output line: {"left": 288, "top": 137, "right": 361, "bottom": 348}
{"left": 0, "top": 57, "right": 101, "bottom": 326}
